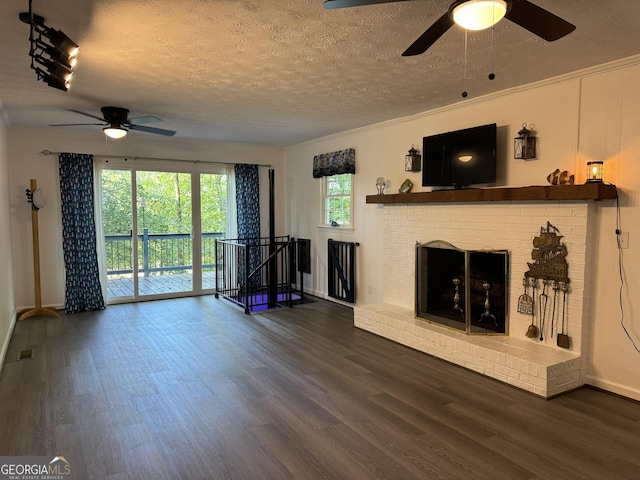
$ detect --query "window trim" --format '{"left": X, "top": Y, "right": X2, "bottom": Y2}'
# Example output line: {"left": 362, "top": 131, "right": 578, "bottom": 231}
{"left": 320, "top": 173, "right": 354, "bottom": 229}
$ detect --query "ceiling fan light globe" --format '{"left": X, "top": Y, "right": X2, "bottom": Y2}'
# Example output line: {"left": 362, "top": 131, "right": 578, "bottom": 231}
{"left": 103, "top": 126, "right": 128, "bottom": 139}
{"left": 452, "top": 0, "right": 507, "bottom": 31}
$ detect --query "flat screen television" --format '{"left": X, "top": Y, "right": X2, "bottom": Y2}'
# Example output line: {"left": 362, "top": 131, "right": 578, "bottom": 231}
{"left": 422, "top": 123, "right": 497, "bottom": 189}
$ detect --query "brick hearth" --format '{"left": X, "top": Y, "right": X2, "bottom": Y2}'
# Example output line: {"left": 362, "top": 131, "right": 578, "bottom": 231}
{"left": 357, "top": 199, "right": 597, "bottom": 398}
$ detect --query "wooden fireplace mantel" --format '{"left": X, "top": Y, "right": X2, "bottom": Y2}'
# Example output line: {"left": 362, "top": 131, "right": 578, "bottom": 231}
{"left": 365, "top": 183, "right": 617, "bottom": 205}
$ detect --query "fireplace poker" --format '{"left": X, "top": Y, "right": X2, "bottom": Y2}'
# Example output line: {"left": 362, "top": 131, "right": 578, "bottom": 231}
{"left": 551, "top": 281, "right": 559, "bottom": 339}
{"left": 539, "top": 279, "right": 549, "bottom": 342}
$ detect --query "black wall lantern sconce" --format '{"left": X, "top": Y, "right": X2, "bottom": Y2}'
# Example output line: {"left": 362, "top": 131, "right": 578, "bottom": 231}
{"left": 514, "top": 123, "right": 536, "bottom": 159}
{"left": 405, "top": 145, "right": 421, "bottom": 172}
{"left": 19, "top": 0, "right": 79, "bottom": 91}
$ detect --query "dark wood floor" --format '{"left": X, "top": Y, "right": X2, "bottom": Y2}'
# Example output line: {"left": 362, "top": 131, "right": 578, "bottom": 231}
{"left": 1, "top": 296, "right": 639, "bottom": 480}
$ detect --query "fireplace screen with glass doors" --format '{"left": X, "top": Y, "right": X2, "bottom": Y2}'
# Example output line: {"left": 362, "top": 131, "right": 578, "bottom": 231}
{"left": 416, "top": 241, "right": 509, "bottom": 335}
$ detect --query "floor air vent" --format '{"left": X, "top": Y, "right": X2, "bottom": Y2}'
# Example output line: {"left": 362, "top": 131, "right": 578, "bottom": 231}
{"left": 17, "top": 349, "right": 35, "bottom": 360}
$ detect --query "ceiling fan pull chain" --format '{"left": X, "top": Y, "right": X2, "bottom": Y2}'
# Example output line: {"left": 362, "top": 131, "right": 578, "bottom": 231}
{"left": 489, "top": 8, "right": 496, "bottom": 81}
{"left": 461, "top": 29, "right": 468, "bottom": 98}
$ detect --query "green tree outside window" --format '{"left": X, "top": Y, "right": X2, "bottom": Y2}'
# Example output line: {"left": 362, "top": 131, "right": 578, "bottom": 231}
{"left": 324, "top": 173, "right": 352, "bottom": 226}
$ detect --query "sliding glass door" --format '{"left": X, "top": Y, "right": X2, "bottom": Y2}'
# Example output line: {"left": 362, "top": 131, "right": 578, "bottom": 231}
{"left": 100, "top": 163, "right": 228, "bottom": 303}
{"left": 136, "top": 171, "right": 193, "bottom": 296}
{"left": 200, "top": 173, "right": 227, "bottom": 290}
{"left": 101, "top": 169, "right": 135, "bottom": 298}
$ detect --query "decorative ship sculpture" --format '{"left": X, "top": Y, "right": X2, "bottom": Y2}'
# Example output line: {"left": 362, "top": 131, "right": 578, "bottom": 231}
{"left": 525, "top": 221, "right": 569, "bottom": 283}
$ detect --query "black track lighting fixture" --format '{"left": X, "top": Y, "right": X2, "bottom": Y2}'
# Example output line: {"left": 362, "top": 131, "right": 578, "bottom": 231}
{"left": 38, "top": 69, "right": 69, "bottom": 92}
{"left": 19, "top": 0, "right": 79, "bottom": 92}
{"left": 33, "top": 54, "right": 73, "bottom": 81}
{"left": 33, "top": 39, "right": 78, "bottom": 70}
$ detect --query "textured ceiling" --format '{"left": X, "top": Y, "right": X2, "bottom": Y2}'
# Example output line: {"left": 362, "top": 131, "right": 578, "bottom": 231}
{"left": 1, "top": 0, "right": 640, "bottom": 147}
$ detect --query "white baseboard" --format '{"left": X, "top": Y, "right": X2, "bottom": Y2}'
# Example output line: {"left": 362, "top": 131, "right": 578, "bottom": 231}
{"left": 585, "top": 375, "right": 640, "bottom": 402}
{"left": 303, "top": 288, "right": 355, "bottom": 308}
{"left": 15, "top": 303, "right": 65, "bottom": 313}
{"left": 0, "top": 309, "right": 17, "bottom": 380}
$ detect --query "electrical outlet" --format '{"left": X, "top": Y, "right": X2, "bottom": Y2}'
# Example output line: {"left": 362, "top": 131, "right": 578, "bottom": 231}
{"left": 618, "top": 231, "right": 629, "bottom": 249}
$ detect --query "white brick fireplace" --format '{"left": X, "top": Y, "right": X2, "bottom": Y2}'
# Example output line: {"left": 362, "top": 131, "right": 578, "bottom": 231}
{"left": 355, "top": 199, "right": 599, "bottom": 398}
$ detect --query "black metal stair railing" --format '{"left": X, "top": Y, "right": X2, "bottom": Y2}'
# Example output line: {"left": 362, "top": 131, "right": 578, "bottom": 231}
{"left": 214, "top": 236, "right": 305, "bottom": 313}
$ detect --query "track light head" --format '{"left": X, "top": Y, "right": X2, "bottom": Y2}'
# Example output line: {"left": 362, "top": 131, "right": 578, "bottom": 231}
{"left": 38, "top": 70, "right": 69, "bottom": 91}
{"left": 43, "top": 27, "right": 79, "bottom": 58}
{"left": 50, "top": 48, "right": 77, "bottom": 69}
{"left": 33, "top": 54, "right": 73, "bottom": 81}
{"left": 34, "top": 39, "right": 77, "bottom": 69}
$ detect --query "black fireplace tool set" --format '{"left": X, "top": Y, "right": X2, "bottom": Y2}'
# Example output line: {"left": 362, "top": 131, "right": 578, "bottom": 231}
{"left": 519, "top": 277, "right": 570, "bottom": 348}
{"left": 519, "top": 222, "right": 571, "bottom": 349}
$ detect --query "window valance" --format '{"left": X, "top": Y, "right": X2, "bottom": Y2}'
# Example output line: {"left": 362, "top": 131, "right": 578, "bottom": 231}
{"left": 313, "top": 148, "right": 356, "bottom": 178}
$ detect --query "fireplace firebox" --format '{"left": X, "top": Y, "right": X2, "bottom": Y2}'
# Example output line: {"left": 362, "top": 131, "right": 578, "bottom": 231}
{"left": 416, "top": 241, "right": 509, "bottom": 335}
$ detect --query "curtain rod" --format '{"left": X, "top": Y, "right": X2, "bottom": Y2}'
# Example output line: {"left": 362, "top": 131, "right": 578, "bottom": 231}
{"left": 40, "top": 150, "right": 273, "bottom": 168}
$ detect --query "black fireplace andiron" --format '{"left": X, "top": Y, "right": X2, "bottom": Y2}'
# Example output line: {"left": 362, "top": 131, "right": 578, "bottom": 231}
{"left": 479, "top": 282, "right": 497, "bottom": 325}
{"left": 452, "top": 278, "right": 464, "bottom": 318}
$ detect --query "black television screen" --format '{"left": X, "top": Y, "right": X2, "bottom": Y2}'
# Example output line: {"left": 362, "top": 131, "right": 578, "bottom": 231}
{"left": 422, "top": 123, "right": 497, "bottom": 189}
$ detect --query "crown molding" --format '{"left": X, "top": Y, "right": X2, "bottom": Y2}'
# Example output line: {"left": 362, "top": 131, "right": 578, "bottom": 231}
{"left": 288, "top": 53, "right": 640, "bottom": 151}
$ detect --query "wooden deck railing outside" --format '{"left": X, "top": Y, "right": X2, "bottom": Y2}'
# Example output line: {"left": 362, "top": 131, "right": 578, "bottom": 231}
{"left": 105, "top": 230, "right": 224, "bottom": 276}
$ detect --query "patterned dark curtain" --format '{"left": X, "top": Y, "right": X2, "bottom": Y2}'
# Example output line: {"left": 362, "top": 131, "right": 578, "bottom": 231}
{"left": 313, "top": 148, "right": 356, "bottom": 178}
{"left": 59, "top": 153, "right": 105, "bottom": 313}
{"left": 234, "top": 164, "right": 261, "bottom": 286}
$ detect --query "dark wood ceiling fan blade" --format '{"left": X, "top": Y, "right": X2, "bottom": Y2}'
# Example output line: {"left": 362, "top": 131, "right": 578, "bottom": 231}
{"left": 129, "top": 124, "right": 176, "bottom": 136}
{"left": 49, "top": 122, "right": 105, "bottom": 127}
{"left": 323, "top": 0, "right": 410, "bottom": 9}
{"left": 505, "top": 0, "right": 575, "bottom": 41}
{"left": 65, "top": 109, "right": 106, "bottom": 122}
{"left": 402, "top": 12, "right": 454, "bottom": 56}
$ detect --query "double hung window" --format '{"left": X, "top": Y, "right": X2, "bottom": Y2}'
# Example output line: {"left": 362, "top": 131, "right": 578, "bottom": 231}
{"left": 323, "top": 173, "right": 352, "bottom": 227}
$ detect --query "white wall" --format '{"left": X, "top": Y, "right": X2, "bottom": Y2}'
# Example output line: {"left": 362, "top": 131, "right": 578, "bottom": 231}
{"left": 283, "top": 57, "right": 640, "bottom": 401}
{"left": 8, "top": 126, "right": 285, "bottom": 309}
{"left": 0, "top": 108, "right": 16, "bottom": 374}
{"left": 579, "top": 65, "right": 640, "bottom": 399}
{"left": 284, "top": 77, "right": 582, "bottom": 306}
